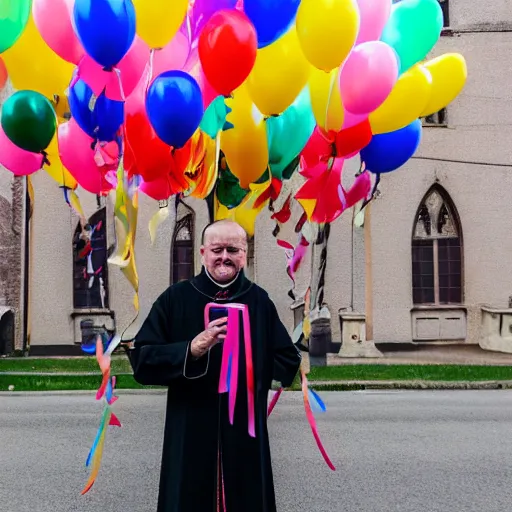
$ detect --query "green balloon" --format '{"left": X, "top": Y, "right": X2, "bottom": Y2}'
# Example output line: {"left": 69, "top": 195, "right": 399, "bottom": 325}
{"left": 381, "top": 0, "right": 443, "bottom": 73}
{"left": 216, "top": 155, "right": 249, "bottom": 209}
{"left": 0, "top": 0, "right": 31, "bottom": 54}
{"left": 200, "top": 96, "right": 233, "bottom": 139}
{"left": 266, "top": 87, "right": 315, "bottom": 181}
{"left": 1, "top": 90, "right": 57, "bottom": 153}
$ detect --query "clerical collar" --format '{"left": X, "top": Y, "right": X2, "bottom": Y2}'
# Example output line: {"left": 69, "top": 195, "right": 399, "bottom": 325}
{"left": 189, "top": 267, "right": 252, "bottom": 301}
{"left": 205, "top": 268, "right": 239, "bottom": 289}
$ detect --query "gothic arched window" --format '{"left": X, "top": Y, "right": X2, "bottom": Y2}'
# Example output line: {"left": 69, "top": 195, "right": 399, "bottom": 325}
{"left": 73, "top": 208, "right": 109, "bottom": 309}
{"left": 412, "top": 186, "right": 463, "bottom": 305}
{"left": 172, "top": 213, "right": 195, "bottom": 284}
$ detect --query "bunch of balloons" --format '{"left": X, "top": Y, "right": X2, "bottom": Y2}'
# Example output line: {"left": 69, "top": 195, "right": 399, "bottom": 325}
{"left": 0, "top": 0, "right": 467, "bottom": 227}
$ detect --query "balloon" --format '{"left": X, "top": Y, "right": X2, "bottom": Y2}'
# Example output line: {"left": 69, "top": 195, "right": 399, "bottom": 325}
{"left": 2, "top": 16, "right": 73, "bottom": 100}
{"left": 216, "top": 158, "right": 250, "bottom": 209}
{"left": 339, "top": 41, "right": 399, "bottom": 116}
{"left": 125, "top": 75, "right": 176, "bottom": 183}
{"left": 184, "top": 48, "right": 218, "bottom": 109}
{"left": 146, "top": 70, "right": 204, "bottom": 148}
{"left": 221, "top": 85, "right": 268, "bottom": 189}
{"left": 381, "top": 0, "right": 443, "bottom": 73}
{"left": 0, "top": 57, "right": 7, "bottom": 89}
{"left": 247, "top": 27, "right": 310, "bottom": 116}
{"left": 58, "top": 119, "right": 114, "bottom": 194}
{"left": 77, "top": 36, "right": 149, "bottom": 101}
{"left": 200, "top": 96, "right": 232, "bottom": 139}
{"left": 1, "top": 91, "right": 56, "bottom": 154}
{"left": 296, "top": 0, "right": 360, "bottom": 72}
{"left": 132, "top": 0, "right": 188, "bottom": 49}
{"left": 370, "top": 65, "right": 432, "bottom": 134}
{"left": 189, "top": 0, "right": 238, "bottom": 39}
{"left": 360, "top": 119, "right": 422, "bottom": 174}
{"left": 152, "top": 30, "right": 191, "bottom": 77}
{"left": 68, "top": 79, "right": 124, "bottom": 142}
{"left": 198, "top": 10, "right": 257, "bottom": 96}
{"left": 355, "top": 0, "right": 392, "bottom": 44}
{"left": 266, "top": 88, "right": 316, "bottom": 180}
{"left": 140, "top": 175, "right": 176, "bottom": 201}
{"left": 343, "top": 111, "right": 367, "bottom": 129}
{"left": 244, "top": 0, "right": 301, "bottom": 48}
{"left": 0, "top": 125, "right": 43, "bottom": 176}
{"left": 308, "top": 68, "right": 344, "bottom": 134}
{"left": 0, "top": 0, "right": 30, "bottom": 53}
{"left": 32, "top": 0, "right": 85, "bottom": 64}
{"left": 73, "top": 0, "right": 136, "bottom": 69}
{"left": 420, "top": 53, "right": 467, "bottom": 117}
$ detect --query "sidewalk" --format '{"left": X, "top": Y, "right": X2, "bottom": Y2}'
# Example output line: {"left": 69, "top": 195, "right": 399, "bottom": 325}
{"left": 326, "top": 345, "right": 512, "bottom": 366}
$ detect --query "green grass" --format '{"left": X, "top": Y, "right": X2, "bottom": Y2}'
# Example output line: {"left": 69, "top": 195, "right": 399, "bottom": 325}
{"left": 308, "top": 364, "right": 512, "bottom": 382}
{"left": 0, "top": 356, "right": 132, "bottom": 374}
{"left": 2, "top": 358, "right": 512, "bottom": 392}
{"left": 0, "top": 374, "right": 158, "bottom": 392}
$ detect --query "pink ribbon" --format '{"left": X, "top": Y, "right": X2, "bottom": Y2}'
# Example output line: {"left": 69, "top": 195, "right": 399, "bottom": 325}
{"left": 205, "top": 303, "right": 255, "bottom": 438}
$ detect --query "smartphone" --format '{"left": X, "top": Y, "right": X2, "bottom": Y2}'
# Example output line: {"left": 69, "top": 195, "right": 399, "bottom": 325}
{"left": 209, "top": 306, "right": 228, "bottom": 324}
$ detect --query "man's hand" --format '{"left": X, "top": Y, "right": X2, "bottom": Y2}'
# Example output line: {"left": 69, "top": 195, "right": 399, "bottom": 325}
{"left": 190, "top": 317, "right": 228, "bottom": 359}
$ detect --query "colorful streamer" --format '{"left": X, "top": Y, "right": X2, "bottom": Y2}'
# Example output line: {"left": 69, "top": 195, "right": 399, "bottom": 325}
{"left": 81, "top": 335, "right": 122, "bottom": 495}
{"left": 205, "top": 302, "right": 255, "bottom": 437}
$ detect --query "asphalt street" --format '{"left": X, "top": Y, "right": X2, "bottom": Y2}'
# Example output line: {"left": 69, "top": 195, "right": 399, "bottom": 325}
{"left": 2, "top": 390, "right": 512, "bottom": 512}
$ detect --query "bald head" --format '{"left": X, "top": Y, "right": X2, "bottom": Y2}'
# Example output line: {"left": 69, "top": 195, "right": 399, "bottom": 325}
{"left": 200, "top": 220, "right": 248, "bottom": 283}
{"left": 201, "top": 220, "right": 247, "bottom": 246}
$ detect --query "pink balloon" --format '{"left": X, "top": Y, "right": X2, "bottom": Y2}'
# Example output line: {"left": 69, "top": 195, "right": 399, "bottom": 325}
{"left": 183, "top": 47, "right": 217, "bottom": 109}
{"left": 78, "top": 36, "right": 149, "bottom": 101}
{"left": 0, "top": 126, "right": 43, "bottom": 176}
{"left": 153, "top": 30, "right": 191, "bottom": 77}
{"left": 355, "top": 0, "right": 392, "bottom": 45}
{"left": 339, "top": 41, "right": 399, "bottom": 116}
{"left": 58, "top": 120, "right": 114, "bottom": 195}
{"left": 33, "top": 0, "right": 85, "bottom": 64}
{"left": 343, "top": 111, "right": 367, "bottom": 129}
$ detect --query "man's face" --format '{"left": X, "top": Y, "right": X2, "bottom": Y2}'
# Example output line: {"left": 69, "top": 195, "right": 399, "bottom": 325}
{"left": 200, "top": 224, "right": 247, "bottom": 283}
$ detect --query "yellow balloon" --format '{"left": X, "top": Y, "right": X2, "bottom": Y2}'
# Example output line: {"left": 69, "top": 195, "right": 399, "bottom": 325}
{"left": 296, "top": 0, "right": 360, "bottom": 72}
{"left": 44, "top": 136, "right": 77, "bottom": 189}
{"left": 215, "top": 179, "right": 270, "bottom": 237}
{"left": 132, "top": 0, "right": 188, "bottom": 49}
{"left": 370, "top": 65, "right": 433, "bottom": 135}
{"left": 308, "top": 67, "right": 344, "bottom": 133}
{"left": 221, "top": 85, "right": 268, "bottom": 189}
{"left": 420, "top": 53, "right": 468, "bottom": 117}
{"left": 2, "top": 16, "right": 73, "bottom": 100}
{"left": 247, "top": 27, "right": 310, "bottom": 116}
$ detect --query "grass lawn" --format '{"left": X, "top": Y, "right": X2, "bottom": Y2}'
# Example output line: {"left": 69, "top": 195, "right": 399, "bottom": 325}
{"left": 2, "top": 358, "right": 512, "bottom": 392}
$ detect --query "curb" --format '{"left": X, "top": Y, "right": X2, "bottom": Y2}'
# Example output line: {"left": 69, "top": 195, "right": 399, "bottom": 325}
{"left": 308, "top": 380, "right": 512, "bottom": 390}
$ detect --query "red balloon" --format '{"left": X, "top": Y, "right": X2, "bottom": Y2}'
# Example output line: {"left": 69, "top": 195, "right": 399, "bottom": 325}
{"left": 0, "top": 57, "right": 7, "bottom": 90}
{"left": 198, "top": 9, "right": 257, "bottom": 96}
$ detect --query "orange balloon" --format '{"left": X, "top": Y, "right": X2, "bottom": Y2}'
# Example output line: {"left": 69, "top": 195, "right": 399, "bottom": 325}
{"left": 0, "top": 57, "right": 7, "bottom": 89}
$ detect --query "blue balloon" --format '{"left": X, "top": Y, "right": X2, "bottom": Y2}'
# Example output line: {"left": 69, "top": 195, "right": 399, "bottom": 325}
{"left": 146, "top": 71, "right": 204, "bottom": 149}
{"left": 245, "top": 0, "right": 301, "bottom": 48}
{"left": 360, "top": 119, "right": 422, "bottom": 174}
{"left": 73, "top": 0, "right": 136, "bottom": 69}
{"left": 68, "top": 79, "right": 124, "bottom": 142}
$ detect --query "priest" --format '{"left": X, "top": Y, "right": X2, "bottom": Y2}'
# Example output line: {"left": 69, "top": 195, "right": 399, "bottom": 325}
{"left": 132, "top": 220, "right": 301, "bottom": 512}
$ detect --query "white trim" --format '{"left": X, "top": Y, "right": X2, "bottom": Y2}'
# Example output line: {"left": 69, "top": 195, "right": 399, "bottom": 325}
{"left": 183, "top": 342, "right": 210, "bottom": 379}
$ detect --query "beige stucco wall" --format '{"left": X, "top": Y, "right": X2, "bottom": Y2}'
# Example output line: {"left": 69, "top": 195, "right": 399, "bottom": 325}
{"left": 2, "top": 1, "right": 511, "bottom": 348}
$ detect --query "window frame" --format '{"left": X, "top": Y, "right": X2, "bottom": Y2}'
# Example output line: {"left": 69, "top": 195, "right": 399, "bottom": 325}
{"left": 72, "top": 208, "right": 109, "bottom": 310}
{"left": 411, "top": 186, "right": 463, "bottom": 306}
{"left": 171, "top": 213, "right": 195, "bottom": 284}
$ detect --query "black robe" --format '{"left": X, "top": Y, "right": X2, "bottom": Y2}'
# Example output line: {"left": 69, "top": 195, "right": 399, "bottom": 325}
{"left": 132, "top": 269, "right": 301, "bottom": 512}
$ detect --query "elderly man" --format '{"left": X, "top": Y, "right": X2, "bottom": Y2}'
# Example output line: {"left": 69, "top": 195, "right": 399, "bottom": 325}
{"left": 132, "top": 220, "right": 301, "bottom": 512}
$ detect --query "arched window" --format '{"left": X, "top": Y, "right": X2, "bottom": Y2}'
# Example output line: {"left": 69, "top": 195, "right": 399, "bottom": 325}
{"left": 73, "top": 208, "right": 109, "bottom": 309}
{"left": 412, "top": 186, "right": 463, "bottom": 305}
{"left": 172, "top": 213, "right": 195, "bottom": 284}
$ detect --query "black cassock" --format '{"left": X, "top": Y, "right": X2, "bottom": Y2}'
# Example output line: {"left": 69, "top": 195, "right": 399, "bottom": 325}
{"left": 132, "top": 269, "right": 301, "bottom": 512}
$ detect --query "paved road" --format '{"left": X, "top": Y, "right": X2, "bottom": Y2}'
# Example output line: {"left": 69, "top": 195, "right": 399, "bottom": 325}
{"left": 2, "top": 390, "right": 512, "bottom": 511}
